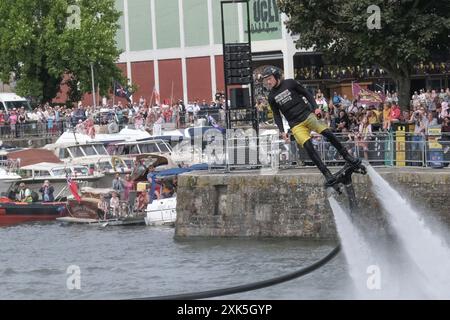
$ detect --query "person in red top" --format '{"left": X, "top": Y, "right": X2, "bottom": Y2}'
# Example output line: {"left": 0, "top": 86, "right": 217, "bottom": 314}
{"left": 390, "top": 104, "right": 401, "bottom": 122}
{"left": 0, "top": 110, "right": 5, "bottom": 136}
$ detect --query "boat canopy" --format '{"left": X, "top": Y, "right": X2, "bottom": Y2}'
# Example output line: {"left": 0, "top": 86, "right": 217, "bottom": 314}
{"left": 146, "top": 163, "right": 208, "bottom": 203}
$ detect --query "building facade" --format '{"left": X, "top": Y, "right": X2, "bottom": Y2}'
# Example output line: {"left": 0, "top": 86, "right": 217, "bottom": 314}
{"left": 99, "top": 0, "right": 299, "bottom": 105}
{"left": 69, "top": 0, "right": 448, "bottom": 106}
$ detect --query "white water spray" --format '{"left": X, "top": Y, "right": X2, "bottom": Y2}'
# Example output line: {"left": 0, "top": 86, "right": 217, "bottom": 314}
{"left": 367, "top": 166, "right": 450, "bottom": 299}
{"left": 329, "top": 196, "right": 389, "bottom": 298}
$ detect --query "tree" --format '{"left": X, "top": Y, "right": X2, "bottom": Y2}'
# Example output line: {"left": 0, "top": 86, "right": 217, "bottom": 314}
{"left": 277, "top": 0, "right": 450, "bottom": 110}
{"left": 0, "top": 0, "right": 125, "bottom": 104}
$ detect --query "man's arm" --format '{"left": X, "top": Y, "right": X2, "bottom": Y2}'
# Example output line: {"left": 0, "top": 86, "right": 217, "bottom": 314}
{"left": 268, "top": 96, "right": 284, "bottom": 133}
{"left": 292, "top": 81, "right": 319, "bottom": 110}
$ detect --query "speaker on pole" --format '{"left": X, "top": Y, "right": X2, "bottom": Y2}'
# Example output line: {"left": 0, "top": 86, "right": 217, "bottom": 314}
{"left": 230, "top": 88, "right": 250, "bottom": 109}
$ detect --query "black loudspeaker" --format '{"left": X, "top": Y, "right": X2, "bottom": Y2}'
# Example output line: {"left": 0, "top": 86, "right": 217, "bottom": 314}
{"left": 230, "top": 88, "right": 250, "bottom": 109}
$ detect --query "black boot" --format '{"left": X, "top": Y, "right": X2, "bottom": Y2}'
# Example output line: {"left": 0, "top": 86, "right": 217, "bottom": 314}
{"left": 303, "top": 139, "right": 336, "bottom": 185}
{"left": 321, "top": 129, "right": 361, "bottom": 166}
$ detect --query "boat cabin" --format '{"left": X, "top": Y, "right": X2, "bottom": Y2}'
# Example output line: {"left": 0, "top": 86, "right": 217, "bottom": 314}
{"left": 18, "top": 162, "right": 92, "bottom": 180}
{"left": 108, "top": 139, "right": 172, "bottom": 157}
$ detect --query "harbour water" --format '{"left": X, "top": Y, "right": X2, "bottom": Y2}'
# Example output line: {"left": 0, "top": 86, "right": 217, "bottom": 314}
{"left": 0, "top": 223, "right": 352, "bottom": 300}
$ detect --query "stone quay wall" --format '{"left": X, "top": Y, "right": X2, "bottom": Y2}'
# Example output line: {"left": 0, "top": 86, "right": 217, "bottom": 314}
{"left": 175, "top": 168, "right": 450, "bottom": 239}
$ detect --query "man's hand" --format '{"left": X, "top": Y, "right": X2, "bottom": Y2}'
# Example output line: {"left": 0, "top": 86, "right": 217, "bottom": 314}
{"left": 281, "top": 132, "right": 290, "bottom": 143}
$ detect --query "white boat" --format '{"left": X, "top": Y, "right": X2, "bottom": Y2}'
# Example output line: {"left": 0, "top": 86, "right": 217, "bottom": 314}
{"left": 0, "top": 167, "right": 21, "bottom": 195}
{"left": 144, "top": 197, "right": 177, "bottom": 226}
{"left": 54, "top": 127, "right": 152, "bottom": 145}
{"left": 43, "top": 142, "right": 131, "bottom": 176}
{"left": 141, "top": 165, "right": 208, "bottom": 227}
{"left": 13, "top": 162, "right": 104, "bottom": 199}
{"left": 108, "top": 139, "right": 173, "bottom": 157}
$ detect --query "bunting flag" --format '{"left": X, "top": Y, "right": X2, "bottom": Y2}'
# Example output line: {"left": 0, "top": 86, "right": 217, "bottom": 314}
{"left": 67, "top": 175, "right": 81, "bottom": 203}
{"left": 352, "top": 82, "right": 385, "bottom": 105}
{"left": 114, "top": 80, "right": 132, "bottom": 102}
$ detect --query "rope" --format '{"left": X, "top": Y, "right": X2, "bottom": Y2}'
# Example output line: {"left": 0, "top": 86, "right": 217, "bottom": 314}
{"left": 133, "top": 244, "right": 341, "bottom": 300}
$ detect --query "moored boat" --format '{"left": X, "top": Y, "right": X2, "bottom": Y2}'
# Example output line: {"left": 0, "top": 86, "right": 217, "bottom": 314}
{"left": 56, "top": 216, "right": 145, "bottom": 226}
{"left": 143, "top": 164, "right": 208, "bottom": 226}
{"left": 145, "top": 197, "right": 176, "bottom": 226}
{"left": 0, "top": 197, "right": 67, "bottom": 227}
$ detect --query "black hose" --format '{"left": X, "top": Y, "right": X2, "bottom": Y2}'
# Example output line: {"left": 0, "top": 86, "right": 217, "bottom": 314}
{"left": 133, "top": 244, "right": 341, "bottom": 300}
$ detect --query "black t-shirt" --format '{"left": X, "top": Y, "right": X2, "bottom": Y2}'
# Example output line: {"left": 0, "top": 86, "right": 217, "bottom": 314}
{"left": 268, "top": 79, "right": 318, "bottom": 133}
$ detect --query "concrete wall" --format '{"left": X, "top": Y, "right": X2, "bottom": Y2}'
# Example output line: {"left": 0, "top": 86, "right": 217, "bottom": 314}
{"left": 175, "top": 168, "right": 450, "bottom": 239}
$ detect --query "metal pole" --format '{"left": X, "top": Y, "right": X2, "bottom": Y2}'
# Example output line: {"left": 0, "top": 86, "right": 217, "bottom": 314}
{"left": 90, "top": 62, "right": 96, "bottom": 107}
{"left": 112, "top": 79, "right": 115, "bottom": 106}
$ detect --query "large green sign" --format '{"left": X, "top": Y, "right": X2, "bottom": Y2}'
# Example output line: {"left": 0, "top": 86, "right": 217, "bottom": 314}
{"left": 249, "top": 0, "right": 282, "bottom": 41}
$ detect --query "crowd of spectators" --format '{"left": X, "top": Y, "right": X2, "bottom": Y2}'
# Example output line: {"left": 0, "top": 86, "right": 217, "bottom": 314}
{"left": 0, "top": 93, "right": 229, "bottom": 139}
{"left": 296, "top": 87, "right": 450, "bottom": 160}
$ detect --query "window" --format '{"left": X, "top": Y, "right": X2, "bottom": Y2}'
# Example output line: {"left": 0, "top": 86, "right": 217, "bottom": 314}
{"left": 35, "top": 170, "right": 50, "bottom": 177}
{"left": 73, "top": 167, "right": 88, "bottom": 175}
{"left": 97, "top": 162, "right": 112, "bottom": 170}
{"left": 59, "top": 148, "right": 70, "bottom": 159}
{"left": 157, "top": 142, "right": 171, "bottom": 153}
{"left": 68, "top": 147, "right": 84, "bottom": 158}
{"left": 140, "top": 143, "right": 159, "bottom": 153}
{"left": 83, "top": 145, "right": 97, "bottom": 156}
{"left": 130, "top": 145, "right": 140, "bottom": 154}
{"left": 19, "top": 169, "right": 32, "bottom": 178}
{"left": 51, "top": 169, "right": 67, "bottom": 176}
{"left": 5, "top": 100, "right": 32, "bottom": 112}
{"left": 95, "top": 145, "right": 108, "bottom": 155}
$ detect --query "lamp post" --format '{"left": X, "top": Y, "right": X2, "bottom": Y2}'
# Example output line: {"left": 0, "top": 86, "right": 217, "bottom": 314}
{"left": 90, "top": 62, "right": 96, "bottom": 107}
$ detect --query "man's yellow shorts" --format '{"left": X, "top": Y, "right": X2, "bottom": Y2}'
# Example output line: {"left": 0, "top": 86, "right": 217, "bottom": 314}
{"left": 291, "top": 113, "right": 328, "bottom": 147}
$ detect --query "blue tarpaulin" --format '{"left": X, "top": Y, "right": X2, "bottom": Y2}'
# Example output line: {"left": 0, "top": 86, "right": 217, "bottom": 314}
{"left": 146, "top": 163, "right": 208, "bottom": 203}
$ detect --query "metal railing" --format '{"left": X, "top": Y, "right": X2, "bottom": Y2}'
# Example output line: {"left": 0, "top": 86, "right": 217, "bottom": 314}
{"left": 206, "top": 131, "right": 450, "bottom": 171}
{"left": 280, "top": 131, "right": 450, "bottom": 169}
{"left": 0, "top": 159, "right": 20, "bottom": 171}
{"left": 0, "top": 121, "right": 69, "bottom": 139}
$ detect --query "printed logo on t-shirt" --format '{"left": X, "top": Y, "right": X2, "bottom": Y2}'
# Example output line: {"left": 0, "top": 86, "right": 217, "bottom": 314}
{"left": 275, "top": 89, "right": 292, "bottom": 105}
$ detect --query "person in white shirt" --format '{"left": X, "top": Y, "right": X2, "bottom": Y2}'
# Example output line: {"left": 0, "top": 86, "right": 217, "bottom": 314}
{"left": 110, "top": 191, "right": 120, "bottom": 217}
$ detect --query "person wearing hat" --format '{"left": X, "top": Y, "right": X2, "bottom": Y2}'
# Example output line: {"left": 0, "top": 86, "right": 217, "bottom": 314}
{"left": 39, "top": 180, "right": 54, "bottom": 202}
{"left": 17, "top": 182, "right": 32, "bottom": 203}
{"left": 261, "top": 66, "right": 365, "bottom": 187}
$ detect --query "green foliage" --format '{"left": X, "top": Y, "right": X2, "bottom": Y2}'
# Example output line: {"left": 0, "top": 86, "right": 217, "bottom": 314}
{"left": 0, "top": 0, "right": 126, "bottom": 103}
{"left": 277, "top": 0, "right": 450, "bottom": 108}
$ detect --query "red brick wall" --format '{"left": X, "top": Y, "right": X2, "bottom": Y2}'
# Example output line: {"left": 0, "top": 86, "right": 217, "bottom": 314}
{"left": 215, "top": 55, "right": 224, "bottom": 95}
{"left": 158, "top": 59, "right": 183, "bottom": 105}
{"left": 186, "top": 56, "right": 212, "bottom": 102}
{"left": 131, "top": 61, "right": 154, "bottom": 104}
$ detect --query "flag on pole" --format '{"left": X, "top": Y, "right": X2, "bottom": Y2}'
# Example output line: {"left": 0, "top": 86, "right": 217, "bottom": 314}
{"left": 352, "top": 82, "right": 385, "bottom": 105}
{"left": 113, "top": 80, "right": 132, "bottom": 102}
{"left": 67, "top": 175, "right": 81, "bottom": 203}
{"left": 153, "top": 86, "right": 160, "bottom": 105}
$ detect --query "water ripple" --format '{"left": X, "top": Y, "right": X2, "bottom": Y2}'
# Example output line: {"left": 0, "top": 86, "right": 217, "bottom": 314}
{"left": 0, "top": 224, "right": 342, "bottom": 299}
